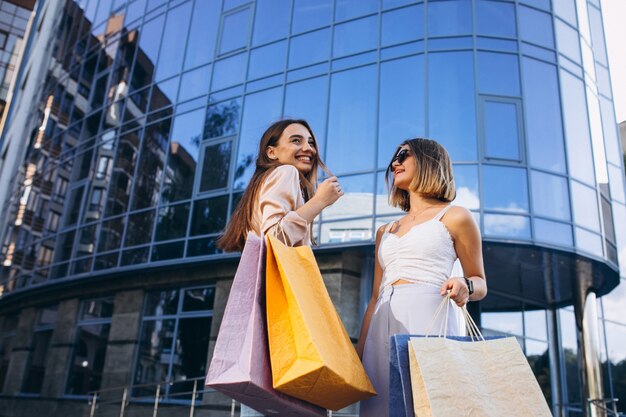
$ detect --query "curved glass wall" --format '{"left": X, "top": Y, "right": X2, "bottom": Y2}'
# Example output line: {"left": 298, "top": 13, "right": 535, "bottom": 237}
{"left": 0, "top": 0, "right": 623, "bottom": 289}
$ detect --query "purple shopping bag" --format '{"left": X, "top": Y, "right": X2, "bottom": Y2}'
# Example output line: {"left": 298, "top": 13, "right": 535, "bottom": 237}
{"left": 206, "top": 233, "right": 325, "bottom": 417}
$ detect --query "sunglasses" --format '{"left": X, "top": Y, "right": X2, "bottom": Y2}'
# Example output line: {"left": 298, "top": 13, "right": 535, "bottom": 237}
{"left": 391, "top": 148, "right": 411, "bottom": 165}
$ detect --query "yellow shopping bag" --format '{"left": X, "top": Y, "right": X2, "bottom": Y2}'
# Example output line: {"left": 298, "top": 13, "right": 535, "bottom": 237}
{"left": 265, "top": 233, "right": 376, "bottom": 411}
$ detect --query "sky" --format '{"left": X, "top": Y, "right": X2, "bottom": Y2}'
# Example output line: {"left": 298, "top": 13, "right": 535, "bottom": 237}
{"left": 602, "top": 0, "right": 626, "bottom": 123}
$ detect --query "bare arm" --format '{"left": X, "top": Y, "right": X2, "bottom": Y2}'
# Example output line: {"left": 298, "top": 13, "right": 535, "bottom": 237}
{"left": 356, "top": 225, "right": 386, "bottom": 358}
{"left": 440, "top": 207, "right": 487, "bottom": 307}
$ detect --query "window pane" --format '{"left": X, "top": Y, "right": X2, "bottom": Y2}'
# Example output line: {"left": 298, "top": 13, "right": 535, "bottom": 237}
{"left": 453, "top": 165, "right": 480, "bottom": 210}
{"left": 248, "top": 41, "right": 287, "bottom": 80}
{"left": 326, "top": 65, "right": 376, "bottom": 174}
{"left": 376, "top": 171, "right": 403, "bottom": 216}
{"left": 483, "top": 165, "right": 529, "bottom": 212}
{"left": 284, "top": 76, "right": 328, "bottom": 155}
{"left": 335, "top": 0, "right": 377, "bottom": 21}
{"left": 133, "top": 319, "right": 175, "bottom": 397}
{"left": 600, "top": 97, "right": 620, "bottom": 166}
{"left": 200, "top": 141, "right": 232, "bottom": 192}
{"left": 131, "top": 16, "right": 164, "bottom": 91}
{"left": 428, "top": 0, "right": 471, "bottom": 37}
{"left": 97, "top": 217, "right": 124, "bottom": 252}
{"left": 66, "top": 324, "right": 111, "bottom": 395}
{"left": 522, "top": 58, "right": 565, "bottom": 172}
{"left": 428, "top": 52, "right": 476, "bottom": 161}
{"left": 145, "top": 290, "right": 179, "bottom": 316}
{"left": 321, "top": 218, "right": 373, "bottom": 244}
{"left": 292, "top": 0, "right": 331, "bottom": 34}
{"left": 482, "top": 311, "right": 523, "bottom": 336}
{"left": 378, "top": 55, "right": 425, "bottom": 168}
{"left": 219, "top": 8, "right": 250, "bottom": 54}
{"left": 289, "top": 29, "right": 330, "bottom": 69}
{"left": 252, "top": 0, "right": 290, "bottom": 46}
{"left": 125, "top": 210, "right": 155, "bottom": 247}
{"left": 608, "top": 164, "right": 625, "bottom": 204}
{"left": 105, "top": 131, "right": 140, "bottom": 216}
{"left": 155, "top": 3, "right": 192, "bottom": 81}
{"left": 588, "top": 6, "right": 607, "bottom": 65}
{"left": 554, "top": 0, "right": 577, "bottom": 26}
{"left": 519, "top": 6, "right": 554, "bottom": 48}
{"left": 131, "top": 119, "right": 171, "bottom": 210}
{"left": 178, "top": 65, "right": 211, "bottom": 103}
{"left": 483, "top": 100, "right": 520, "bottom": 160}
{"left": 182, "top": 287, "right": 215, "bottom": 311}
{"left": 322, "top": 174, "right": 374, "bottom": 221}
{"left": 560, "top": 70, "right": 595, "bottom": 184}
{"left": 333, "top": 16, "right": 378, "bottom": 58}
{"left": 190, "top": 195, "right": 229, "bottom": 236}
{"left": 571, "top": 181, "right": 600, "bottom": 231}
{"left": 534, "top": 218, "right": 573, "bottom": 247}
{"left": 381, "top": 4, "right": 424, "bottom": 47}
{"left": 477, "top": 52, "right": 520, "bottom": 96}
{"left": 152, "top": 241, "right": 185, "bottom": 261}
{"left": 555, "top": 19, "right": 581, "bottom": 63}
{"left": 234, "top": 87, "right": 283, "bottom": 188}
{"left": 531, "top": 171, "right": 571, "bottom": 220}
{"left": 476, "top": 0, "right": 516, "bottom": 38}
{"left": 211, "top": 53, "right": 247, "bottom": 91}
{"left": 575, "top": 227, "right": 603, "bottom": 257}
{"left": 484, "top": 214, "right": 530, "bottom": 239}
{"left": 187, "top": 237, "right": 220, "bottom": 257}
{"left": 161, "top": 109, "right": 204, "bottom": 203}
{"left": 204, "top": 98, "right": 241, "bottom": 139}
{"left": 21, "top": 330, "right": 53, "bottom": 393}
{"left": 184, "top": 0, "right": 220, "bottom": 70}
{"left": 168, "top": 317, "right": 211, "bottom": 398}
{"left": 155, "top": 203, "right": 190, "bottom": 241}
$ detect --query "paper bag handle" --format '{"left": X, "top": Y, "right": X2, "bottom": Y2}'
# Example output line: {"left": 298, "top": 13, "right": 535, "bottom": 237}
{"left": 425, "top": 293, "right": 486, "bottom": 341}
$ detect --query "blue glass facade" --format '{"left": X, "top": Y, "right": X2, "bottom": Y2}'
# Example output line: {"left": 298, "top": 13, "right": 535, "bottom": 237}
{"left": 0, "top": 0, "right": 624, "bottom": 416}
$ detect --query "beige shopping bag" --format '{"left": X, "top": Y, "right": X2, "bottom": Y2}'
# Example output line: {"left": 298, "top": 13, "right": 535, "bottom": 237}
{"left": 408, "top": 299, "right": 553, "bottom": 417}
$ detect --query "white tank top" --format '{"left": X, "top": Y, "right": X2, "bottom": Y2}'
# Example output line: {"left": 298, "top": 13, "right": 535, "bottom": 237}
{"left": 378, "top": 205, "right": 457, "bottom": 291}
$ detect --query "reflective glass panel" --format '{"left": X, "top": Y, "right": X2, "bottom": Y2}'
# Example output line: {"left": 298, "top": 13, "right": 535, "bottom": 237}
{"left": 131, "top": 15, "right": 164, "bottom": 91}
{"left": 190, "top": 195, "right": 229, "bottom": 236}
{"left": 252, "top": 0, "right": 290, "bottom": 46}
{"left": 182, "top": 287, "right": 215, "bottom": 311}
{"left": 608, "top": 164, "right": 625, "bottom": 204}
{"left": 575, "top": 227, "right": 603, "bottom": 257}
{"left": 477, "top": 52, "right": 520, "bottom": 96}
{"left": 333, "top": 16, "right": 378, "bottom": 58}
{"left": 558, "top": 309, "right": 582, "bottom": 404}
{"left": 588, "top": 6, "right": 607, "bottom": 65}
{"left": 155, "top": 203, "right": 190, "bottom": 241}
{"left": 323, "top": 174, "right": 374, "bottom": 221}
{"left": 152, "top": 241, "right": 185, "bottom": 261}
{"left": 211, "top": 53, "right": 247, "bottom": 91}
{"left": 335, "top": 0, "right": 377, "bottom": 21}
{"left": 155, "top": 3, "right": 192, "bottom": 81}
{"left": 168, "top": 316, "right": 211, "bottom": 398}
{"left": 149, "top": 77, "right": 178, "bottom": 112}
{"left": 475, "top": 0, "right": 516, "bottom": 38}
{"left": 133, "top": 319, "right": 174, "bottom": 396}
{"left": 376, "top": 171, "right": 403, "bottom": 216}
{"left": 326, "top": 65, "right": 376, "bottom": 174}
{"left": 66, "top": 323, "right": 111, "bottom": 395}
{"left": 234, "top": 87, "right": 283, "bottom": 188}
{"left": 187, "top": 237, "right": 220, "bottom": 257}
{"left": 178, "top": 65, "right": 211, "bottom": 103}
{"left": 571, "top": 181, "right": 600, "bottom": 231}
{"left": 284, "top": 76, "right": 329, "bottom": 155}
{"left": 97, "top": 217, "right": 124, "bottom": 252}
{"left": 522, "top": 58, "right": 565, "bottom": 173}
{"left": 248, "top": 41, "right": 287, "bottom": 80}
{"left": 131, "top": 119, "right": 171, "bottom": 210}
{"left": 555, "top": 19, "right": 581, "bottom": 63}
{"left": 200, "top": 141, "right": 232, "bottom": 192}
{"left": 205, "top": 98, "right": 241, "bottom": 139}
{"left": 560, "top": 70, "right": 595, "bottom": 184}
{"left": 553, "top": 0, "right": 577, "bottom": 26}
{"left": 452, "top": 165, "right": 479, "bottom": 210}
{"left": 378, "top": 55, "right": 425, "bottom": 168}
{"left": 184, "top": 0, "right": 220, "bottom": 70}
{"left": 600, "top": 97, "right": 620, "bottom": 166}
{"left": 534, "top": 218, "right": 573, "bottom": 246}
{"left": 484, "top": 213, "right": 530, "bottom": 239}
{"left": 381, "top": 4, "right": 424, "bottom": 47}
{"left": 125, "top": 210, "right": 156, "bottom": 247}
{"left": 428, "top": 52, "right": 476, "bottom": 161}
{"left": 482, "top": 311, "right": 523, "bottom": 336}
{"left": 145, "top": 290, "right": 179, "bottom": 316}
{"left": 219, "top": 8, "right": 251, "bottom": 55}
{"left": 289, "top": 29, "right": 330, "bottom": 69}
{"left": 321, "top": 218, "right": 373, "bottom": 244}
{"left": 482, "top": 165, "right": 529, "bottom": 213}
{"left": 105, "top": 131, "right": 140, "bottom": 217}
{"left": 483, "top": 100, "right": 520, "bottom": 160}
{"left": 292, "top": 0, "right": 332, "bottom": 34}
{"left": 428, "top": 0, "right": 471, "bottom": 37}
{"left": 519, "top": 6, "right": 554, "bottom": 48}
{"left": 531, "top": 171, "right": 571, "bottom": 220}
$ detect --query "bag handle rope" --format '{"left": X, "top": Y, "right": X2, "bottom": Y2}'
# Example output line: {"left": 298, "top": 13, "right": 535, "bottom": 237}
{"left": 424, "top": 292, "right": 485, "bottom": 342}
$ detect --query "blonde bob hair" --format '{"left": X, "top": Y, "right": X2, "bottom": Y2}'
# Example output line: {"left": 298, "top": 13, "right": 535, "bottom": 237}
{"left": 385, "top": 138, "right": 456, "bottom": 211}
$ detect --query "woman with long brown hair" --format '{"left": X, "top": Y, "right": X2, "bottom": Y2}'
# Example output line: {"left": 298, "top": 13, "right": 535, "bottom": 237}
{"left": 218, "top": 118, "right": 342, "bottom": 251}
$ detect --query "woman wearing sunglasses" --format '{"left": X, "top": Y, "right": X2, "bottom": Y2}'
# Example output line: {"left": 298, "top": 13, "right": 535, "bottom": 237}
{"left": 356, "top": 138, "right": 487, "bottom": 417}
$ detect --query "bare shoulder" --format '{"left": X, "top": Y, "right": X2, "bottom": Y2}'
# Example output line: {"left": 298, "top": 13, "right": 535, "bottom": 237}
{"left": 442, "top": 206, "right": 478, "bottom": 233}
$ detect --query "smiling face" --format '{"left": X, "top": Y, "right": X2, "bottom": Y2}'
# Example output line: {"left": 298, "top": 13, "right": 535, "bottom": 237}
{"left": 265, "top": 123, "right": 318, "bottom": 174}
{"left": 391, "top": 145, "right": 416, "bottom": 191}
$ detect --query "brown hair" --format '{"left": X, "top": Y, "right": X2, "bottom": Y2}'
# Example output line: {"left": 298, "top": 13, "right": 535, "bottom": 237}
{"left": 385, "top": 138, "right": 456, "bottom": 211}
{"left": 217, "top": 119, "right": 326, "bottom": 252}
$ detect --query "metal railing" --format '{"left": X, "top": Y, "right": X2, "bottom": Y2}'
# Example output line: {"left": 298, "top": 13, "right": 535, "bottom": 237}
{"left": 87, "top": 376, "right": 359, "bottom": 417}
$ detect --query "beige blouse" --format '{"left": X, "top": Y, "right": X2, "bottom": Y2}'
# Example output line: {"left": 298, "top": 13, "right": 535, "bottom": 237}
{"left": 250, "top": 165, "right": 312, "bottom": 246}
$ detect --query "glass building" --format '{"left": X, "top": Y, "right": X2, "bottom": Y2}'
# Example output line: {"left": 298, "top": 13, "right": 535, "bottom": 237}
{"left": 0, "top": 0, "right": 624, "bottom": 416}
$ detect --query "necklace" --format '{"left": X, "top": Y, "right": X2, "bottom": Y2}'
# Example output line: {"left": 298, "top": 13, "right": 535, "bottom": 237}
{"left": 406, "top": 204, "right": 437, "bottom": 222}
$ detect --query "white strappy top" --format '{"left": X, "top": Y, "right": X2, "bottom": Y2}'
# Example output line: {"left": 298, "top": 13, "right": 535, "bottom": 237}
{"left": 378, "top": 205, "right": 457, "bottom": 291}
